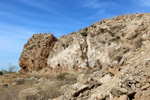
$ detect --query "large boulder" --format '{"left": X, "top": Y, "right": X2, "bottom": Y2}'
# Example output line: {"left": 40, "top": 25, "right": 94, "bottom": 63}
{"left": 19, "top": 33, "right": 57, "bottom": 74}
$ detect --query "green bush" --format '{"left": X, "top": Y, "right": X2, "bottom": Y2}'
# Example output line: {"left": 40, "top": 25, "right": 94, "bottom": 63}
{"left": 79, "top": 27, "right": 88, "bottom": 37}
{"left": 80, "top": 32, "right": 87, "bottom": 37}
{"left": 80, "top": 54, "right": 87, "bottom": 60}
{"left": 0, "top": 71, "right": 3, "bottom": 75}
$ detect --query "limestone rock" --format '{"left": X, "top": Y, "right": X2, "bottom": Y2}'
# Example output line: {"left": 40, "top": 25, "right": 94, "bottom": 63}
{"left": 141, "top": 84, "right": 150, "bottom": 91}
{"left": 20, "top": 13, "right": 150, "bottom": 73}
{"left": 47, "top": 33, "right": 88, "bottom": 70}
{"left": 110, "top": 95, "right": 129, "bottom": 100}
{"left": 110, "top": 86, "right": 128, "bottom": 97}
{"left": 18, "top": 13, "right": 150, "bottom": 100}
{"left": 134, "top": 89, "right": 150, "bottom": 100}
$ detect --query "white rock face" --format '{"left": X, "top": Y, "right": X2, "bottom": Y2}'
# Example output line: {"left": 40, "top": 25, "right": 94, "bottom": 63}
{"left": 48, "top": 43, "right": 85, "bottom": 69}
{"left": 86, "top": 35, "right": 123, "bottom": 68}
{"left": 47, "top": 34, "right": 88, "bottom": 70}
{"left": 47, "top": 13, "right": 150, "bottom": 70}
{"left": 19, "top": 13, "right": 150, "bottom": 72}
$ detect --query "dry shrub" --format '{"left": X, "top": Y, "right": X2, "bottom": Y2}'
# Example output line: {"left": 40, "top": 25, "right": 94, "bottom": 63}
{"left": 56, "top": 72, "right": 69, "bottom": 80}
{"left": 79, "top": 27, "right": 88, "bottom": 37}
{"left": 42, "top": 84, "right": 62, "bottom": 99}
{"left": 56, "top": 72, "right": 77, "bottom": 84}
{"left": 41, "top": 72, "right": 77, "bottom": 99}
{"left": 24, "top": 79, "right": 38, "bottom": 87}
{"left": 44, "top": 73, "right": 57, "bottom": 81}
{"left": 25, "top": 73, "right": 43, "bottom": 79}
{"left": 0, "top": 86, "right": 27, "bottom": 100}
{"left": 0, "top": 72, "right": 77, "bottom": 100}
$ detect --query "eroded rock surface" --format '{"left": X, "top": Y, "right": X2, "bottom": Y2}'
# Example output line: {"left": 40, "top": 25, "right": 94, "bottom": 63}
{"left": 19, "top": 33, "right": 57, "bottom": 74}
{"left": 20, "top": 13, "right": 150, "bottom": 72}
{"left": 47, "top": 13, "right": 150, "bottom": 71}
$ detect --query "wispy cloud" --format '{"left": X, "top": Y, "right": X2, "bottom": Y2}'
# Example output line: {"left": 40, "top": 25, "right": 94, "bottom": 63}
{"left": 82, "top": 0, "right": 108, "bottom": 8}
{"left": 0, "top": 22, "right": 36, "bottom": 35}
{"left": 78, "top": 0, "right": 118, "bottom": 21}
{"left": 0, "top": 10, "right": 56, "bottom": 27}
{"left": 139, "top": 0, "right": 150, "bottom": 7}
{"left": 20, "top": 0, "right": 73, "bottom": 20}
{"left": 0, "top": 10, "right": 43, "bottom": 27}
{"left": 0, "top": 11, "right": 76, "bottom": 32}
{"left": 80, "top": 0, "right": 118, "bottom": 9}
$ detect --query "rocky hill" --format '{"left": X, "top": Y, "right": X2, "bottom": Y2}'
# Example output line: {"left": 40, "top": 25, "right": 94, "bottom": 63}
{"left": 18, "top": 13, "right": 150, "bottom": 100}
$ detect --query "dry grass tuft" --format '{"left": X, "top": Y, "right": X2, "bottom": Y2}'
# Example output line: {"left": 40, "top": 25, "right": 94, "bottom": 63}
{"left": 56, "top": 72, "right": 77, "bottom": 84}
{"left": 0, "top": 86, "right": 28, "bottom": 100}
{"left": 25, "top": 73, "right": 43, "bottom": 79}
{"left": 0, "top": 71, "right": 78, "bottom": 100}
{"left": 42, "top": 84, "right": 63, "bottom": 99}
{"left": 42, "top": 72, "right": 77, "bottom": 99}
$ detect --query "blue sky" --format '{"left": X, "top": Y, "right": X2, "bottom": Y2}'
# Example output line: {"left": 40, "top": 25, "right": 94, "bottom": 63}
{"left": 0, "top": 0, "right": 150, "bottom": 71}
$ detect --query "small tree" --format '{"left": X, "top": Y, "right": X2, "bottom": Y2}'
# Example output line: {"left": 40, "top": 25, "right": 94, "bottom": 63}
{"left": 8, "top": 63, "right": 18, "bottom": 73}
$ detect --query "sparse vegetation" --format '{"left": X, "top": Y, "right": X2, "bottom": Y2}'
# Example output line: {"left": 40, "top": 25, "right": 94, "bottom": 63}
{"left": 56, "top": 72, "right": 69, "bottom": 80}
{"left": 81, "top": 32, "right": 87, "bottom": 37}
{"left": 98, "top": 28, "right": 115, "bottom": 36}
{"left": 56, "top": 72, "right": 77, "bottom": 84}
{"left": 0, "top": 71, "right": 78, "bottom": 100}
{"left": 114, "top": 56, "right": 123, "bottom": 62}
{"left": 79, "top": 27, "right": 88, "bottom": 37}
{"left": 80, "top": 54, "right": 88, "bottom": 60}
{"left": 0, "top": 71, "right": 3, "bottom": 75}
{"left": 8, "top": 63, "right": 18, "bottom": 73}
{"left": 43, "top": 84, "right": 63, "bottom": 99}
{"left": 0, "top": 84, "right": 28, "bottom": 100}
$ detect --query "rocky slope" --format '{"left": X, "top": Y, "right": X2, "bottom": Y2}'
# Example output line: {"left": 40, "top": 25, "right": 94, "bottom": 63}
{"left": 18, "top": 13, "right": 150, "bottom": 100}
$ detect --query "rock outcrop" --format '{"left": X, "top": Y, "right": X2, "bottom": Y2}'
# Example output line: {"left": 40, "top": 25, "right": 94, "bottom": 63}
{"left": 19, "top": 33, "right": 57, "bottom": 74}
{"left": 18, "top": 13, "right": 150, "bottom": 99}
{"left": 19, "top": 13, "right": 150, "bottom": 72}
{"left": 47, "top": 13, "right": 150, "bottom": 71}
